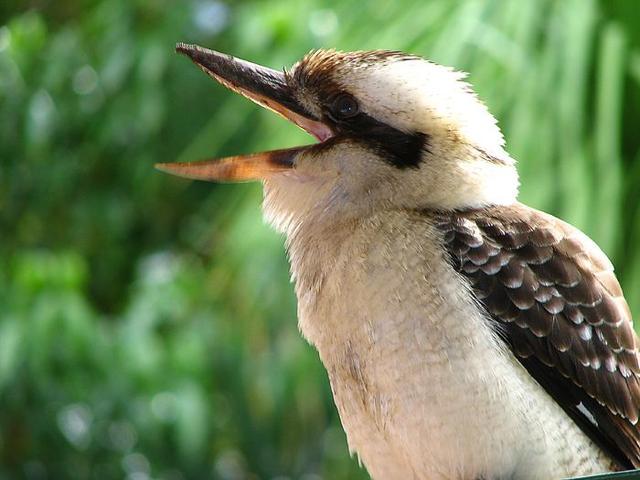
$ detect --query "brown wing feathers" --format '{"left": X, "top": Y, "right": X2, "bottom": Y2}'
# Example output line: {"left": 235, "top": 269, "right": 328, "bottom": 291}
{"left": 434, "top": 203, "right": 640, "bottom": 468}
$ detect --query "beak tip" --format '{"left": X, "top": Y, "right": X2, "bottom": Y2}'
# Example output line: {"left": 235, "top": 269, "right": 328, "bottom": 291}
{"left": 155, "top": 163, "right": 177, "bottom": 175}
{"left": 176, "top": 42, "right": 199, "bottom": 58}
{"left": 175, "top": 42, "right": 227, "bottom": 72}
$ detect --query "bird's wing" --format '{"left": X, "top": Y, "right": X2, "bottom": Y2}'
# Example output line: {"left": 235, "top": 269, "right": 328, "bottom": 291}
{"left": 433, "top": 202, "right": 640, "bottom": 469}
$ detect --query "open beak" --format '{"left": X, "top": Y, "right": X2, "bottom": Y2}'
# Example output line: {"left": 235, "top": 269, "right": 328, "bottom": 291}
{"left": 155, "top": 43, "right": 334, "bottom": 182}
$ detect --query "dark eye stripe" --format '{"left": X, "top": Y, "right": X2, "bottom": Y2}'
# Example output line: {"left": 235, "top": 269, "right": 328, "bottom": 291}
{"left": 313, "top": 83, "right": 430, "bottom": 169}
{"left": 336, "top": 111, "right": 430, "bottom": 169}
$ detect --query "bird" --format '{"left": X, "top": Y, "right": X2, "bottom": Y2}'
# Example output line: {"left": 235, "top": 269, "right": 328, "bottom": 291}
{"left": 158, "top": 43, "right": 640, "bottom": 480}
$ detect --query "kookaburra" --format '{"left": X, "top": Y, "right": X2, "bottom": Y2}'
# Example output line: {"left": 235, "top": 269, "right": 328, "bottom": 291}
{"left": 159, "top": 44, "right": 640, "bottom": 479}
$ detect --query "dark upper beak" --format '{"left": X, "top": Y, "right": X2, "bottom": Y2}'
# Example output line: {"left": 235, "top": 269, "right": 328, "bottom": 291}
{"left": 155, "top": 43, "right": 333, "bottom": 182}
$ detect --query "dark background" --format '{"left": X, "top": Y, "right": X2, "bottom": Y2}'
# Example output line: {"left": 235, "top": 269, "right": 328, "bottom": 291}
{"left": 2, "top": 0, "right": 640, "bottom": 478}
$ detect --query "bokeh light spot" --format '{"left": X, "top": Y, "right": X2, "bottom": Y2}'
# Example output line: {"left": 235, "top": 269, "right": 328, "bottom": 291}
{"left": 193, "top": 1, "right": 230, "bottom": 35}
{"left": 308, "top": 10, "right": 338, "bottom": 38}
{"left": 73, "top": 65, "right": 98, "bottom": 95}
{"left": 57, "top": 404, "right": 93, "bottom": 450}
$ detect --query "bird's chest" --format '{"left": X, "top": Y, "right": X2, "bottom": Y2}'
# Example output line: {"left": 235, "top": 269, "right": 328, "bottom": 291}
{"left": 303, "top": 256, "right": 516, "bottom": 478}
{"left": 290, "top": 217, "right": 605, "bottom": 479}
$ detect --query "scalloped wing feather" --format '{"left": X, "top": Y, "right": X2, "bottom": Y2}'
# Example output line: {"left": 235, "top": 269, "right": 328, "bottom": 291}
{"left": 434, "top": 203, "right": 640, "bottom": 469}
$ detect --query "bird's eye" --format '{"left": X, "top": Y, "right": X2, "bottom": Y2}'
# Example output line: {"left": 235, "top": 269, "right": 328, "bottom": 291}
{"left": 331, "top": 94, "right": 359, "bottom": 120}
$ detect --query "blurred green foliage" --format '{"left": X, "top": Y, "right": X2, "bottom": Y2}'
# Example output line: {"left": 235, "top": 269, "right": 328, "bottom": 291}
{"left": 1, "top": 0, "right": 640, "bottom": 479}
